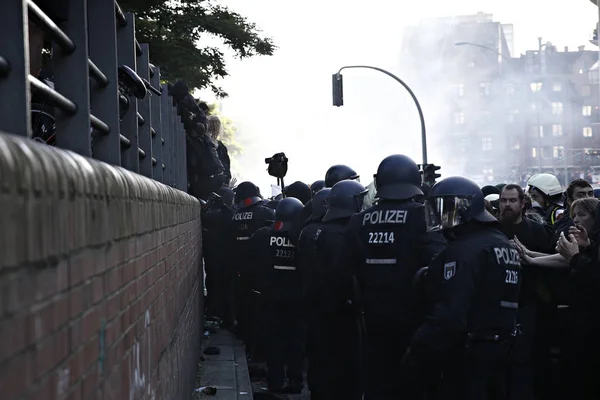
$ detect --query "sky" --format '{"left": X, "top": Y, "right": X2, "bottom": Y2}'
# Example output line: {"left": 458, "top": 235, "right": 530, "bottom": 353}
{"left": 197, "top": 0, "right": 600, "bottom": 196}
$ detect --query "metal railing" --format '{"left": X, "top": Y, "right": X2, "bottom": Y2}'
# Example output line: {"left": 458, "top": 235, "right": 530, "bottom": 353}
{"left": 0, "top": 0, "right": 187, "bottom": 190}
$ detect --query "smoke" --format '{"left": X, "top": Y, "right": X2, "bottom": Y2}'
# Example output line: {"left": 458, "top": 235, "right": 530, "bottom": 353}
{"left": 196, "top": 0, "right": 597, "bottom": 195}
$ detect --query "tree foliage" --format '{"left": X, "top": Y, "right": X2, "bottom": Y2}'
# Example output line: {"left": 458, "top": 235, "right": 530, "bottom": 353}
{"left": 119, "top": 0, "right": 275, "bottom": 97}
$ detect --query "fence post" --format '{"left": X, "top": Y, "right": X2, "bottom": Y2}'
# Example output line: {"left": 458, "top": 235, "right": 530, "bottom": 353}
{"left": 178, "top": 113, "right": 188, "bottom": 191}
{"left": 88, "top": 0, "right": 121, "bottom": 165}
{"left": 171, "top": 101, "right": 180, "bottom": 189}
{"left": 53, "top": 0, "right": 92, "bottom": 155}
{"left": 150, "top": 67, "right": 163, "bottom": 182}
{"left": 0, "top": 0, "right": 30, "bottom": 137}
{"left": 116, "top": 12, "right": 139, "bottom": 173}
{"left": 160, "top": 84, "right": 173, "bottom": 185}
{"left": 137, "top": 43, "right": 152, "bottom": 178}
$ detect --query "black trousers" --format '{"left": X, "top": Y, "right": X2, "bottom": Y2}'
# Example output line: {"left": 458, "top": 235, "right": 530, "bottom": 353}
{"left": 306, "top": 313, "right": 361, "bottom": 400}
{"left": 265, "top": 303, "right": 305, "bottom": 388}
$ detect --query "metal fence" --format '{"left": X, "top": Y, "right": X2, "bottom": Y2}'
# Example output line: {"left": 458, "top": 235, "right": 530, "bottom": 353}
{"left": 0, "top": 0, "right": 187, "bottom": 189}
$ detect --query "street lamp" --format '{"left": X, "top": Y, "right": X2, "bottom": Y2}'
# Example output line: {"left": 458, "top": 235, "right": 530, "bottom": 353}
{"left": 332, "top": 65, "right": 428, "bottom": 165}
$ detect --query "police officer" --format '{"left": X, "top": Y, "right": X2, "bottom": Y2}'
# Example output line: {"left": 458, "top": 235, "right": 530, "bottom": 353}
{"left": 298, "top": 188, "right": 331, "bottom": 310}
{"left": 310, "top": 180, "right": 326, "bottom": 197}
{"left": 307, "top": 180, "right": 368, "bottom": 400}
{"left": 226, "top": 182, "right": 275, "bottom": 350}
{"left": 290, "top": 165, "right": 360, "bottom": 245}
{"left": 202, "top": 187, "right": 236, "bottom": 323}
{"left": 400, "top": 177, "right": 522, "bottom": 400}
{"left": 337, "top": 154, "right": 446, "bottom": 400}
{"left": 284, "top": 181, "right": 312, "bottom": 205}
{"left": 250, "top": 197, "right": 305, "bottom": 394}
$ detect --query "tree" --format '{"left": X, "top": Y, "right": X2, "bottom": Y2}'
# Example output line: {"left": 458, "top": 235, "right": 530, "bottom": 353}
{"left": 119, "top": 0, "right": 275, "bottom": 97}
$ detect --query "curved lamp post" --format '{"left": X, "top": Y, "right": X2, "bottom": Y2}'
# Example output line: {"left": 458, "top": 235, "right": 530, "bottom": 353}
{"left": 332, "top": 65, "right": 428, "bottom": 165}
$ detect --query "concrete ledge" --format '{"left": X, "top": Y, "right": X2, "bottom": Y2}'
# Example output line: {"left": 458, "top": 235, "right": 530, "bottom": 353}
{"left": 0, "top": 131, "right": 199, "bottom": 268}
{"left": 200, "top": 330, "right": 253, "bottom": 400}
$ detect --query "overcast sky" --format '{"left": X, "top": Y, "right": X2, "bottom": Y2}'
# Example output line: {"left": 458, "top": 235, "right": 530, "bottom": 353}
{"left": 198, "top": 0, "right": 599, "bottom": 195}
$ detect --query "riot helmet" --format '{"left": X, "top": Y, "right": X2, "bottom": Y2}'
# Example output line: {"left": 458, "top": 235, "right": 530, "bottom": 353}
{"left": 325, "top": 165, "right": 359, "bottom": 188}
{"left": 307, "top": 188, "right": 331, "bottom": 222}
{"left": 425, "top": 176, "right": 496, "bottom": 232}
{"left": 322, "top": 180, "right": 368, "bottom": 223}
{"left": 273, "top": 197, "right": 304, "bottom": 232}
{"left": 374, "top": 154, "right": 423, "bottom": 200}
{"left": 311, "top": 180, "right": 326, "bottom": 197}
{"left": 216, "top": 187, "right": 235, "bottom": 208}
{"left": 284, "top": 181, "right": 312, "bottom": 205}
{"left": 481, "top": 185, "right": 500, "bottom": 197}
{"left": 234, "top": 181, "right": 262, "bottom": 208}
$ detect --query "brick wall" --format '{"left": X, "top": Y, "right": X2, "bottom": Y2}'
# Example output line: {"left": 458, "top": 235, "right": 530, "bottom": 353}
{"left": 0, "top": 133, "right": 203, "bottom": 400}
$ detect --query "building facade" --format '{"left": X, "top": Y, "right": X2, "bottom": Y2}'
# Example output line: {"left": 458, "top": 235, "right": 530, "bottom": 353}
{"left": 401, "top": 13, "right": 600, "bottom": 185}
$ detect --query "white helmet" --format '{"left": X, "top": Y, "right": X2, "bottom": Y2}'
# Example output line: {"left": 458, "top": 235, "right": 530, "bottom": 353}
{"left": 527, "top": 173, "right": 563, "bottom": 197}
{"left": 484, "top": 193, "right": 500, "bottom": 202}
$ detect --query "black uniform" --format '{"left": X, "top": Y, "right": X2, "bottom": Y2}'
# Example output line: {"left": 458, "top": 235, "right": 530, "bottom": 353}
{"left": 338, "top": 200, "right": 446, "bottom": 400}
{"left": 308, "top": 218, "right": 361, "bottom": 400}
{"left": 250, "top": 226, "right": 304, "bottom": 390}
{"left": 402, "top": 223, "right": 522, "bottom": 400}
{"left": 226, "top": 200, "right": 275, "bottom": 345}
{"left": 202, "top": 199, "right": 235, "bottom": 321}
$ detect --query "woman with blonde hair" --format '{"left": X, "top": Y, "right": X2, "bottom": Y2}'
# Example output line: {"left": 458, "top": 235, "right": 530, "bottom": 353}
{"left": 206, "top": 115, "right": 232, "bottom": 186}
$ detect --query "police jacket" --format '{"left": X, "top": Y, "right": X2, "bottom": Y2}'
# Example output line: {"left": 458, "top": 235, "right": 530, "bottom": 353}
{"left": 202, "top": 203, "right": 234, "bottom": 266}
{"left": 297, "top": 221, "right": 322, "bottom": 310}
{"left": 312, "top": 218, "right": 356, "bottom": 315}
{"left": 225, "top": 202, "right": 275, "bottom": 275}
{"left": 407, "top": 222, "right": 521, "bottom": 359}
{"left": 250, "top": 227, "right": 301, "bottom": 308}
{"left": 289, "top": 200, "right": 313, "bottom": 246}
{"left": 337, "top": 200, "right": 446, "bottom": 323}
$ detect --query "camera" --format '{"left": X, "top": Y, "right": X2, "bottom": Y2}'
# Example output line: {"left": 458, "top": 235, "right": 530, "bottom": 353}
{"left": 265, "top": 152, "right": 289, "bottom": 180}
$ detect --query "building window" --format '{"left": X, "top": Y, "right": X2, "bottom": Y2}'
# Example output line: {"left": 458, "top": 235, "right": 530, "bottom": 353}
{"left": 454, "top": 112, "right": 465, "bottom": 125}
{"left": 553, "top": 82, "right": 562, "bottom": 92}
{"left": 579, "top": 68, "right": 584, "bottom": 75}
{"left": 552, "top": 124, "right": 563, "bottom": 136}
{"left": 582, "top": 85, "right": 591, "bottom": 96}
{"left": 479, "top": 82, "right": 491, "bottom": 96}
{"left": 482, "top": 137, "right": 492, "bottom": 151}
{"left": 551, "top": 102, "right": 563, "bottom": 115}
{"left": 531, "top": 147, "right": 537, "bottom": 158}
{"left": 583, "top": 105, "right": 592, "bottom": 116}
{"left": 553, "top": 146, "right": 564, "bottom": 158}
{"left": 467, "top": 61, "right": 476, "bottom": 68}
{"left": 511, "top": 138, "right": 521, "bottom": 150}
{"left": 533, "top": 125, "right": 544, "bottom": 138}
{"left": 505, "top": 85, "right": 515, "bottom": 96}
{"left": 456, "top": 83, "right": 465, "bottom": 97}
{"left": 530, "top": 82, "right": 542, "bottom": 92}
{"left": 584, "top": 127, "right": 593, "bottom": 137}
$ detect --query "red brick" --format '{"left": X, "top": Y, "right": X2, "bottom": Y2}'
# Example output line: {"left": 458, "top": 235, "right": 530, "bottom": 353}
{"left": 68, "top": 349, "right": 85, "bottom": 384}
{"left": 106, "top": 267, "right": 120, "bottom": 293}
{"left": 0, "top": 350, "right": 31, "bottom": 398}
{"left": 82, "top": 308, "right": 100, "bottom": 340}
{"left": 53, "top": 294, "right": 70, "bottom": 330}
{"left": 82, "top": 367, "right": 99, "bottom": 399}
{"left": 69, "top": 318, "right": 83, "bottom": 352}
{"left": 30, "top": 373, "right": 56, "bottom": 400}
{"left": 66, "top": 381, "right": 82, "bottom": 400}
{"left": 82, "top": 337, "right": 99, "bottom": 374}
{"left": 36, "top": 267, "right": 58, "bottom": 301}
{"left": 0, "top": 314, "right": 26, "bottom": 360}
{"left": 70, "top": 286, "right": 84, "bottom": 318}
{"left": 106, "top": 294, "right": 120, "bottom": 322}
{"left": 92, "top": 277, "right": 104, "bottom": 305}
{"left": 69, "top": 254, "right": 84, "bottom": 286}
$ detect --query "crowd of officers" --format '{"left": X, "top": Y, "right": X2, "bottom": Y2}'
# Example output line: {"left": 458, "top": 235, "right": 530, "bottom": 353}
{"left": 201, "top": 154, "right": 600, "bottom": 400}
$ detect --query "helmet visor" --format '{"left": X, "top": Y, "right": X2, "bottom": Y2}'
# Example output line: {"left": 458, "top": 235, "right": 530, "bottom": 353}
{"left": 425, "top": 196, "right": 472, "bottom": 231}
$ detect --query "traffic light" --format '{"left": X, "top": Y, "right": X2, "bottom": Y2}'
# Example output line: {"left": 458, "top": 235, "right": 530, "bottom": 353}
{"left": 332, "top": 73, "right": 344, "bottom": 107}
{"left": 422, "top": 164, "right": 441, "bottom": 185}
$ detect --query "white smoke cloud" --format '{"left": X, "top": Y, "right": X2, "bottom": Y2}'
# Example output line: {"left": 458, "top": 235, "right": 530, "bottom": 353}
{"left": 197, "top": 0, "right": 598, "bottom": 195}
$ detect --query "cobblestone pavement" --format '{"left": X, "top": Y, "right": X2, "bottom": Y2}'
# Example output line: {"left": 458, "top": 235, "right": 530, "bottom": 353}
{"left": 249, "top": 362, "right": 310, "bottom": 400}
